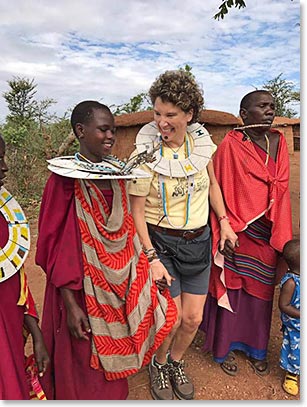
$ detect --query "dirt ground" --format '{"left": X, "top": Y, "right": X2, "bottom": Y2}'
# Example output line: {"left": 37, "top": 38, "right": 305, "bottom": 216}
{"left": 24, "top": 152, "right": 300, "bottom": 401}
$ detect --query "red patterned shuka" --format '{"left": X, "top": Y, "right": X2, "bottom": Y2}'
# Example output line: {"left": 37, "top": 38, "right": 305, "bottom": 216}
{"left": 75, "top": 179, "right": 177, "bottom": 380}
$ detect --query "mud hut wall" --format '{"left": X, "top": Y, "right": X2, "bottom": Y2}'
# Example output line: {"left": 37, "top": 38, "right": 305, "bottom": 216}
{"left": 203, "top": 124, "right": 235, "bottom": 146}
{"left": 293, "top": 124, "right": 300, "bottom": 151}
{"left": 113, "top": 126, "right": 140, "bottom": 160}
{"left": 274, "top": 126, "right": 294, "bottom": 154}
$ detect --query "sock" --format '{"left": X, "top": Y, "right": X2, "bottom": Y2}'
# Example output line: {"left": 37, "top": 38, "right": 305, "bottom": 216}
{"left": 167, "top": 354, "right": 180, "bottom": 366}
{"left": 153, "top": 355, "right": 167, "bottom": 367}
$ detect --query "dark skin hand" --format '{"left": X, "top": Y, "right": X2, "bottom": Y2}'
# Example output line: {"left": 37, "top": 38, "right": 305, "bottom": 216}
{"left": 219, "top": 238, "right": 240, "bottom": 258}
{"left": 60, "top": 288, "right": 91, "bottom": 340}
{"left": 24, "top": 314, "right": 50, "bottom": 377}
{"left": 155, "top": 277, "right": 168, "bottom": 293}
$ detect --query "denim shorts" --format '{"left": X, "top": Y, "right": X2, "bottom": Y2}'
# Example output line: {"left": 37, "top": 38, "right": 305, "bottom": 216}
{"left": 148, "top": 225, "right": 212, "bottom": 298}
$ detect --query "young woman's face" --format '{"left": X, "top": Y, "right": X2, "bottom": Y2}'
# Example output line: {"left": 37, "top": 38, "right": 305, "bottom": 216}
{"left": 153, "top": 97, "right": 193, "bottom": 144}
{"left": 77, "top": 108, "right": 116, "bottom": 162}
{"left": 0, "top": 138, "right": 8, "bottom": 189}
{"left": 240, "top": 94, "right": 276, "bottom": 126}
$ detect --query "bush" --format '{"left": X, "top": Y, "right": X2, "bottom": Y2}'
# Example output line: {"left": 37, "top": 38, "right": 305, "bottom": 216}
{"left": 1, "top": 117, "right": 73, "bottom": 211}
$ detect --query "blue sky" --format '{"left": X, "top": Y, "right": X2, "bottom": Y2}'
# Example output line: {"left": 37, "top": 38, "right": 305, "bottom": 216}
{"left": 0, "top": 0, "right": 300, "bottom": 122}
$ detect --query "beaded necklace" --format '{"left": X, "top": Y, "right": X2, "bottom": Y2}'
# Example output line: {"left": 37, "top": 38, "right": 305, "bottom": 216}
{"left": 157, "top": 134, "right": 194, "bottom": 228}
{"left": 74, "top": 152, "right": 125, "bottom": 172}
{"left": 164, "top": 135, "right": 187, "bottom": 159}
{"left": 242, "top": 131, "right": 270, "bottom": 166}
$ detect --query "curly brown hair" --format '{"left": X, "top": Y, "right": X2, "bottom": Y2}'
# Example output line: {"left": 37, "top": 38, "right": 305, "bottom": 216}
{"left": 148, "top": 70, "right": 204, "bottom": 124}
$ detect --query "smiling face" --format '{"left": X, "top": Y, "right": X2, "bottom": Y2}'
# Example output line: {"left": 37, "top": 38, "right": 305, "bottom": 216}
{"left": 153, "top": 97, "right": 193, "bottom": 146}
{"left": 240, "top": 93, "right": 276, "bottom": 126}
{"left": 0, "top": 136, "right": 8, "bottom": 189}
{"left": 76, "top": 108, "right": 116, "bottom": 162}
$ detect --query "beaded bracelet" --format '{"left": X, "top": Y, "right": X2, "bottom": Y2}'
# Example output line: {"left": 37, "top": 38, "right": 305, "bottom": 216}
{"left": 143, "top": 247, "right": 157, "bottom": 256}
{"left": 218, "top": 215, "right": 229, "bottom": 222}
{"left": 147, "top": 252, "right": 159, "bottom": 263}
{"left": 143, "top": 247, "right": 159, "bottom": 263}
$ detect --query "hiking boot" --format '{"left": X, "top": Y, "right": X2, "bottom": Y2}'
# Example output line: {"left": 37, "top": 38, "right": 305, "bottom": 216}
{"left": 168, "top": 356, "right": 194, "bottom": 400}
{"left": 148, "top": 355, "right": 174, "bottom": 400}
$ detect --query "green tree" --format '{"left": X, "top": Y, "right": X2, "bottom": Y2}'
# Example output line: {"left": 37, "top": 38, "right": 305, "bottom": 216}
{"left": 111, "top": 92, "right": 151, "bottom": 115}
{"left": 3, "top": 76, "right": 56, "bottom": 127}
{"left": 214, "top": 0, "right": 246, "bottom": 20}
{"left": 1, "top": 77, "right": 63, "bottom": 208}
{"left": 262, "top": 73, "right": 299, "bottom": 118}
{"left": 3, "top": 77, "right": 37, "bottom": 124}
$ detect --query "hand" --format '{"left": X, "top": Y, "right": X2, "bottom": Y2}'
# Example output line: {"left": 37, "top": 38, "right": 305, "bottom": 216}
{"left": 219, "top": 238, "right": 239, "bottom": 258}
{"left": 219, "top": 222, "right": 239, "bottom": 256}
{"left": 155, "top": 277, "right": 168, "bottom": 293}
{"left": 33, "top": 338, "right": 50, "bottom": 377}
{"left": 150, "top": 260, "right": 175, "bottom": 287}
{"left": 66, "top": 304, "right": 91, "bottom": 341}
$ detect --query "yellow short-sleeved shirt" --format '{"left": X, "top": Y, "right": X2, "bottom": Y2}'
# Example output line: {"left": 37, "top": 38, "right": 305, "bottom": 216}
{"left": 128, "top": 133, "right": 217, "bottom": 230}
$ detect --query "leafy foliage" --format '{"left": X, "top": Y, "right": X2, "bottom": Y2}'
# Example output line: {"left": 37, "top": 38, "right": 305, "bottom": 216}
{"left": 214, "top": 0, "right": 246, "bottom": 20}
{"left": 3, "top": 77, "right": 37, "bottom": 124}
{"left": 3, "top": 76, "right": 57, "bottom": 130}
{"left": 111, "top": 92, "right": 151, "bottom": 115}
{"left": 1, "top": 77, "right": 72, "bottom": 208}
{"left": 262, "top": 73, "right": 299, "bottom": 118}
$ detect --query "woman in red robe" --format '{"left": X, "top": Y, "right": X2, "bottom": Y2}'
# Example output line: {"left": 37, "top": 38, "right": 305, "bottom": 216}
{"left": 0, "top": 134, "right": 49, "bottom": 399}
{"left": 36, "top": 101, "right": 176, "bottom": 399}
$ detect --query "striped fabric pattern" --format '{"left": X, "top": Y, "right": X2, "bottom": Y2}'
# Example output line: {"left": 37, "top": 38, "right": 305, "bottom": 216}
{"left": 75, "top": 179, "right": 177, "bottom": 380}
{"left": 222, "top": 217, "right": 278, "bottom": 302}
{"left": 225, "top": 252, "right": 276, "bottom": 286}
{"left": 25, "top": 354, "right": 47, "bottom": 400}
{"left": 225, "top": 218, "right": 276, "bottom": 286}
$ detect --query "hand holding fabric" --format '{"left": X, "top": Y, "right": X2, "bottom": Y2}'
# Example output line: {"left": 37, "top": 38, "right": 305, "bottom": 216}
{"left": 151, "top": 260, "right": 175, "bottom": 287}
{"left": 219, "top": 221, "right": 239, "bottom": 255}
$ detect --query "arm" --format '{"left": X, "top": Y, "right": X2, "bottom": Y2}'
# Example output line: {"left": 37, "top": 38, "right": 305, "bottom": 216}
{"left": 207, "top": 160, "right": 239, "bottom": 255}
{"left": 279, "top": 278, "right": 300, "bottom": 319}
{"left": 23, "top": 315, "right": 50, "bottom": 377}
{"left": 129, "top": 194, "right": 174, "bottom": 286}
{"left": 60, "top": 288, "right": 92, "bottom": 340}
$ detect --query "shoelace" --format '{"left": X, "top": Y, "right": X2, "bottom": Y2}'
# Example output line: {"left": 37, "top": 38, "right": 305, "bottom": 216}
{"left": 154, "top": 365, "right": 170, "bottom": 389}
{"left": 172, "top": 361, "right": 189, "bottom": 384}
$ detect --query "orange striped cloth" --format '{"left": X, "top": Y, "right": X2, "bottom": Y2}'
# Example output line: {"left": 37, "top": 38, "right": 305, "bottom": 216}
{"left": 25, "top": 354, "right": 47, "bottom": 400}
{"left": 75, "top": 179, "right": 177, "bottom": 380}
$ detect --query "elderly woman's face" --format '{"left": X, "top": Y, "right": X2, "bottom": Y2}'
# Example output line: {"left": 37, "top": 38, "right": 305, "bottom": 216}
{"left": 153, "top": 97, "right": 193, "bottom": 143}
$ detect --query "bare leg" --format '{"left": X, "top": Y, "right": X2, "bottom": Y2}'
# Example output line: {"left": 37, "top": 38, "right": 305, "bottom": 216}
{"left": 155, "top": 295, "right": 182, "bottom": 364}
{"left": 170, "top": 293, "right": 207, "bottom": 361}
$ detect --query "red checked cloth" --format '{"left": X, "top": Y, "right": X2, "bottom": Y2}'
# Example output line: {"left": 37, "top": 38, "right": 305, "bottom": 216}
{"left": 75, "top": 179, "right": 177, "bottom": 380}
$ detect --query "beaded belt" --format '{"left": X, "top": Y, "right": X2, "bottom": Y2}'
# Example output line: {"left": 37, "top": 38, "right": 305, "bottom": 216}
{"left": 147, "top": 223, "right": 207, "bottom": 241}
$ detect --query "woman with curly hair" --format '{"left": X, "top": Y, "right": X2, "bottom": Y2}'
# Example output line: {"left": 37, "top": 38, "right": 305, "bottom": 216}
{"left": 128, "top": 70, "right": 238, "bottom": 400}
